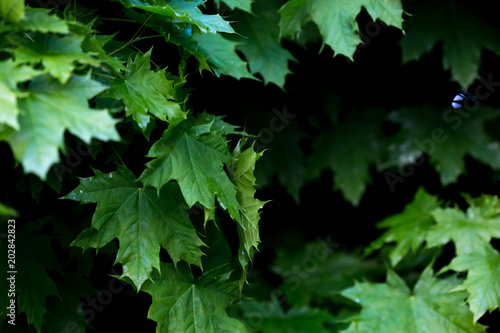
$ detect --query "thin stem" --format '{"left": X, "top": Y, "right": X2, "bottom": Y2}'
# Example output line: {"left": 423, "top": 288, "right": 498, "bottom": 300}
{"left": 111, "top": 144, "right": 128, "bottom": 168}
{"left": 108, "top": 14, "right": 154, "bottom": 57}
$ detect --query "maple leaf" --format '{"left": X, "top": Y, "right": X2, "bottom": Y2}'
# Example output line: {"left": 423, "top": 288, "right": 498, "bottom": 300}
{"left": 272, "top": 243, "right": 384, "bottom": 306}
{"left": 109, "top": 48, "right": 186, "bottom": 130}
{"left": 308, "top": 110, "right": 387, "bottom": 205}
{"left": 0, "top": 0, "right": 24, "bottom": 23}
{"left": 278, "top": 0, "right": 403, "bottom": 59}
{"left": 400, "top": 1, "right": 500, "bottom": 88}
{"left": 19, "top": 7, "right": 69, "bottom": 34}
{"left": 193, "top": 33, "right": 255, "bottom": 80}
{"left": 9, "top": 33, "right": 99, "bottom": 84}
{"left": 1, "top": 73, "right": 120, "bottom": 179}
{"left": 142, "top": 262, "right": 246, "bottom": 333}
{"left": 118, "top": 0, "right": 234, "bottom": 34}
{"left": 366, "top": 187, "right": 440, "bottom": 266}
{"left": 255, "top": 121, "right": 307, "bottom": 202}
{"left": 443, "top": 244, "right": 500, "bottom": 322}
{"left": 214, "top": 0, "right": 253, "bottom": 13}
{"left": 341, "top": 266, "right": 486, "bottom": 332}
{"left": 65, "top": 166, "right": 205, "bottom": 290}
{"left": 237, "top": 300, "right": 334, "bottom": 333}
{"left": 0, "top": 59, "right": 40, "bottom": 130}
{"left": 228, "top": 142, "right": 267, "bottom": 288}
{"left": 426, "top": 195, "right": 500, "bottom": 255}
{"left": 386, "top": 105, "right": 500, "bottom": 185}
{"left": 233, "top": 2, "right": 296, "bottom": 89}
{"left": 139, "top": 117, "right": 242, "bottom": 221}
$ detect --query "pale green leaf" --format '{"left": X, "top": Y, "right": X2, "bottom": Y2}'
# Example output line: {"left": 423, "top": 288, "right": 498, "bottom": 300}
{"left": 444, "top": 244, "right": 500, "bottom": 322}
{"left": 365, "top": 188, "right": 440, "bottom": 266}
{"left": 0, "top": 0, "right": 24, "bottom": 23}
{"left": 139, "top": 117, "right": 242, "bottom": 221}
{"left": 9, "top": 33, "right": 99, "bottom": 84}
{"left": 109, "top": 48, "right": 186, "bottom": 130}
{"left": 426, "top": 195, "right": 500, "bottom": 255}
{"left": 0, "top": 59, "right": 41, "bottom": 130}
{"left": 19, "top": 7, "right": 69, "bottom": 33}
{"left": 65, "top": 166, "right": 205, "bottom": 290}
{"left": 142, "top": 262, "right": 246, "bottom": 333}
{"left": 341, "top": 266, "right": 486, "bottom": 332}
{"left": 2, "top": 74, "right": 120, "bottom": 179}
{"left": 278, "top": 0, "right": 311, "bottom": 38}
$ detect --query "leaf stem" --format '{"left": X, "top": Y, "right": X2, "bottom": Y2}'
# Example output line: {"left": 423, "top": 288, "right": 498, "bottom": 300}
{"left": 108, "top": 14, "right": 154, "bottom": 57}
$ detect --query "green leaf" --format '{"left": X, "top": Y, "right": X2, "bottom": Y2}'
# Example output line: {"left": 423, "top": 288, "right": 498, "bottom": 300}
{"left": 443, "top": 244, "right": 500, "bottom": 322}
{"left": 386, "top": 105, "right": 500, "bottom": 185}
{"left": 426, "top": 195, "right": 500, "bottom": 255}
{"left": 278, "top": 0, "right": 403, "bottom": 59}
{"left": 19, "top": 7, "right": 69, "bottom": 33}
{"left": 0, "top": 202, "right": 18, "bottom": 217}
{"left": 142, "top": 262, "right": 246, "bottom": 333}
{"left": 139, "top": 117, "right": 242, "bottom": 221}
{"left": 365, "top": 188, "right": 440, "bottom": 266}
{"left": 237, "top": 300, "right": 334, "bottom": 333}
{"left": 309, "top": 110, "right": 387, "bottom": 205}
{"left": 341, "top": 266, "right": 486, "bottom": 332}
{"left": 2, "top": 74, "right": 120, "bottom": 179}
{"left": 278, "top": 0, "right": 311, "bottom": 38}
{"left": 65, "top": 166, "right": 205, "bottom": 290}
{"left": 214, "top": 0, "right": 253, "bottom": 13}
{"left": 229, "top": 142, "right": 267, "bottom": 288}
{"left": 192, "top": 33, "right": 255, "bottom": 80}
{"left": 9, "top": 33, "right": 99, "bottom": 84}
{"left": 0, "top": 59, "right": 41, "bottom": 130}
{"left": 0, "top": 0, "right": 24, "bottom": 23}
{"left": 109, "top": 48, "right": 186, "bottom": 130}
{"left": 118, "top": 0, "right": 234, "bottom": 34}
{"left": 233, "top": 3, "right": 296, "bottom": 88}
{"left": 273, "top": 243, "right": 384, "bottom": 306}
{"left": 400, "top": 1, "right": 500, "bottom": 88}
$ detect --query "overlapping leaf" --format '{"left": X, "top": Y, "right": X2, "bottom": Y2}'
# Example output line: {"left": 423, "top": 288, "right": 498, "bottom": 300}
{"left": 139, "top": 117, "right": 242, "bottom": 221}
{"left": 18, "top": 7, "right": 69, "bottom": 33}
{"left": 366, "top": 188, "right": 440, "bottom": 265}
{"left": 118, "top": 0, "right": 234, "bottom": 34}
{"left": 229, "top": 142, "right": 267, "bottom": 288}
{"left": 426, "top": 196, "right": 500, "bottom": 255}
{"left": 233, "top": 2, "right": 296, "bottom": 88}
{"left": 400, "top": 1, "right": 500, "bottom": 88}
{"left": 109, "top": 49, "right": 186, "bottom": 130}
{"left": 279, "top": 0, "right": 404, "bottom": 59}
{"left": 8, "top": 33, "right": 99, "bottom": 84}
{"left": 386, "top": 105, "right": 500, "bottom": 185}
{"left": 193, "top": 33, "right": 255, "bottom": 80}
{"left": 443, "top": 244, "right": 500, "bottom": 322}
{"left": 142, "top": 262, "right": 246, "bottom": 333}
{"left": 1, "top": 74, "right": 120, "bottom": 179}
{"left": 0, "top": 59, "right": 40, "bottom": 130}
{"left": 341, "top": 266, "right": 486, "bottom": 332}
{"left": 65, "top": 166, "right": 205, "bottom": 290}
